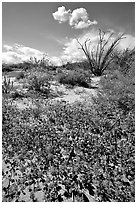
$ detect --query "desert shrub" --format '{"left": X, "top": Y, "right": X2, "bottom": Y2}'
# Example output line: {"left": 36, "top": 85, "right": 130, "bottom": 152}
{"left": 16, "top": 71, "right": 25, "bottom": 80}
{"left": 62, "top": 61, "right": 91, "bottom": 71}
{"left": 100, "top": 69, "right": 135, "bottom": 114}
{"left": 115, "top": 48, "right": 135, "bottom": 76}
{"left": 2, "top": 63, "right": 26, "bottom": 72}
{"left": 19, "top": 61, "right": 33, "bottom": 71}
{"left": 62, "top": 62, "right": 74, "bottom": 70}
{"left": 56, "top": 67, "right": 65, "bottom": 74}
{"left": 28, "top": 74, "right": 51, "bottom": 97}
{"left": 58, "top": 69, "right": 91, "bottom": 88}
{"left": 11, "top": 90, "right": 25, "bottom": 99}
{"left": 28, "top": 54, "right": 52, "bottom": 70}
{"left": 72, "top": 61, "right": 91, "bottom": 71}
{"left": 2, "top": 64, "right": 15, "bottom": 72}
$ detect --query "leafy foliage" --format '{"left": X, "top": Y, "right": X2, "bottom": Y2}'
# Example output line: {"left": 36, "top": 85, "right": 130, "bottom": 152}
{"left": 2, "top": 93, "right": 135, "bottom": 202}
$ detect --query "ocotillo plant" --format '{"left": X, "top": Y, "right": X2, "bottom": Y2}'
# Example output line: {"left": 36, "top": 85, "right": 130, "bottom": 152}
{"left": 77, "top": 29, "right": 125, "bottom": 76}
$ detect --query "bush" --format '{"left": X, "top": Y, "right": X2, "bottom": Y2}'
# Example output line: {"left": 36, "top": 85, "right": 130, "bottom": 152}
{"left": 2, "top": 64, "right": 14, "bottom": 72}
{"left": 11, "top": 90, "right": 25, "bottom": 99}
{"left": 115, "top": 48, "right": 135, "bottom": 76}
{"left": 100, "top": 69, "right": 135, "bottom": 109}
{"left": 28, "top": 74, "right": 51, "bottom": 97}
{"left": 16, "top": 71, "right": 25, "bottom": 80}
{"left": 62, "top": 61, "right": 91, "bottom": 71}
{"left": 58, "top": 69, "right": 91, "bottom": 88}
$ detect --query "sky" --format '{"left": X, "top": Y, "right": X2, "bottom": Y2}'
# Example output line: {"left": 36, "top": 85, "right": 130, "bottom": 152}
{"left": 2, "top": 2, "right": 135, "bottom": 65}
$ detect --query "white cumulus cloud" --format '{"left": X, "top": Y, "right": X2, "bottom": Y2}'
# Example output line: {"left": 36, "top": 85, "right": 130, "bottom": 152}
{"left": 61, "top": 38, "right": 85, "bottom": 64}
{"left": 53, "top": 6, "right": 97, "bottom": 29}
{"left": 69, "top": 8, "right": 97, "bottom": 29}
{"left": 73, "top": 20, "right": 97, "bottom": 29}
{"left": 52, "top": 6, "right": 71, "bottom": 23}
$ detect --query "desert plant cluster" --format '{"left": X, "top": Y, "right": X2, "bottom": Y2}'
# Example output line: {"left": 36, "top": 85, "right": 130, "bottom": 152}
{"left": 57, "top": 69, "right": 91, "bottom": 88}
{"left": 2, "top": 31, "right": 135, "bottom": 202}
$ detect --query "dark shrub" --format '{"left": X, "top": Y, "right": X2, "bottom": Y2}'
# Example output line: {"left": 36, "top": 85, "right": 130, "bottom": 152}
{"left": 2, "top": 64, "right": 14, "bottom": 72}
{"left": 11, "top": 90, "right": 25, "bottom": 99}
{"left": 16, "top": 71, "right": 25, "bottom": 80}
{"left": 58, "top": 69, "right": 91, "bottom": 88}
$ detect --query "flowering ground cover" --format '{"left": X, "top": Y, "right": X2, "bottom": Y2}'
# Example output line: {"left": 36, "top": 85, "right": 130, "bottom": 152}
{"left": 2, "top": 57, "right": 135, "bottom": 202}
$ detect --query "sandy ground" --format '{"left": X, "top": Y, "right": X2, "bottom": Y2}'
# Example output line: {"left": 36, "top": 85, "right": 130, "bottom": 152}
{"left": 3, "top": 74, "right": 101, "bottom": 109}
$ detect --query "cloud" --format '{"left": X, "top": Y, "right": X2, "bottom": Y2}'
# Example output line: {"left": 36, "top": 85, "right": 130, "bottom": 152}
{"left": 118, "top": 34, "right": 135, "bottom": 50}
{"left": 3, "top": 44, "right": 13, "bottom": 51}
{"left": 52, "top": 6, "right": 71, "bottom": 23}
{"left": 60, "top": 30, "right": 99, "bottom": 63}
{"left": 2, "top": 43, "right": 63, "bottom": 66}
{"left": 72, "top": 20, "right": 97, "bottom": 29}
{"left": 2, "top": 44, "right": 45, "bottom": 64}
{"left": 69, "top": 8, "right": 97, "bottom": 29}
{"left": 17, "top": 46, "right": 43, "bottom": 57}
{"left": 60, "top": 38, "right": 86, "bottom": 64}
{"left": 50, "top": 56, "right": 62, "bottom": 66}
{"left": 2, "top": 51, "right": 29, "bottom": 64}
{"left": 53, "top": 6, "right": 97, "bottom": 29}
{"left": 2, "top": 51, "right": 19, "bottom": 64}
